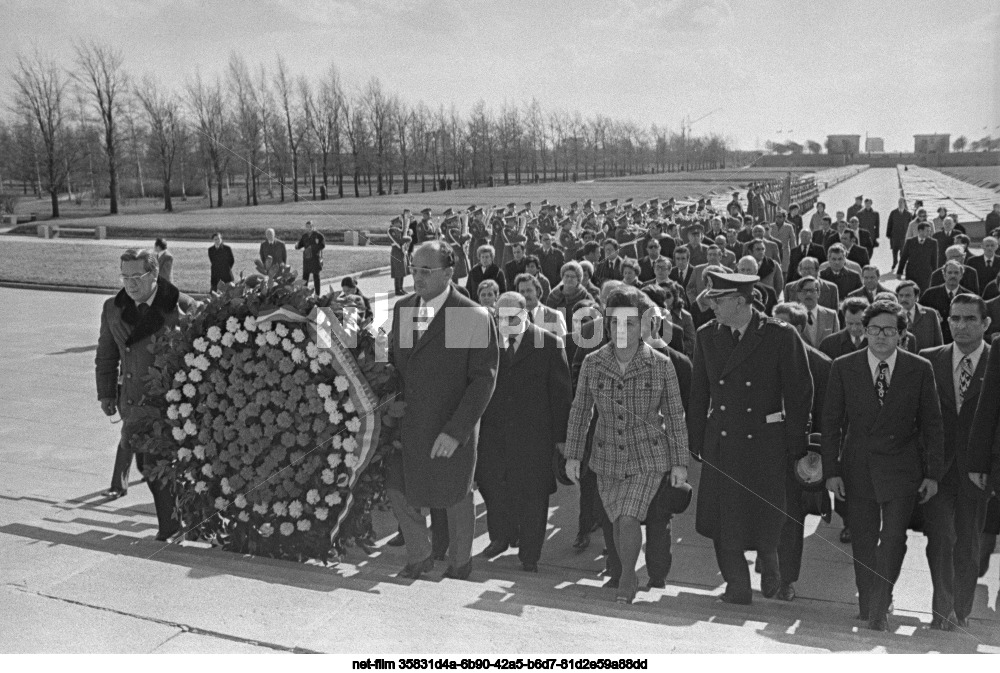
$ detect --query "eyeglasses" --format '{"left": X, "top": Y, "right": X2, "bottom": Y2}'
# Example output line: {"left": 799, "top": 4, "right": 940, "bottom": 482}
{"left": 865, "top": 325, "right": 899, "bottom": 337}
{"left": 412, "top": 266, "right": 450, "bottom": 277}
{"left": 120, "top": 270, "right": 152, "bottom": 283}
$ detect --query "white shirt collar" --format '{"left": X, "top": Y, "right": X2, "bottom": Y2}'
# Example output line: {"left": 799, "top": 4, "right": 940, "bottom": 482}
{"left": 868, "top": 348, "right": 898, "bottom": 383}
{"left": 422, "top": 286, "right": 451, "bottom": 319}
{"left": 953, "top": 341, "right": 985, "bottom": 373}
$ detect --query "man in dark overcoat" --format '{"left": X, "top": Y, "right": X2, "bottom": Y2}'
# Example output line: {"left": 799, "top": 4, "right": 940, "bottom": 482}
{"left": 688, "top": 271, "right": 814, "bottom": 605}
{"left": 97, "top": 248, "right": 197, "bottom": 536}
{"left": 388, "top": 217, "right": 411, "bottom": 296}
{"left": 885, "top": 198, "right": 911, "bottom": 271}
{"left": 208, "top": 232, "right": 234, "bottom": 290}
{"left": 388, "top": 240, "right": 499, "bottom": 580}
{"left": 296, "top": 220, "right": 326, "bottom": 296}
{"left": 477, "top": 293, "right": 572, "bottom": 571}
{"left": 897, "top": 221, "right": 939, "bottom": 294}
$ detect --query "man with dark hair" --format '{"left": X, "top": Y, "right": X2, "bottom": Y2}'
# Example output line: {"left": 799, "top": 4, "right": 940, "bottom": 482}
{"left": 638, "top": 238, "right": 664, "bottom": 283}
{"left": 928, "top": 245, "right": 980, "bottom": 296}
{"left": 899, "top": 221, "right": 939, "bottom": 294}
{"left": 296, "top": 220, "right": 326, "bottom": 296}
{"left": 839, "top": 229, "right": 870, "bottom": 267}
{"left": 823, "top": 299, "right": 944, "bottom": 631}
{"left": 819, "top": 297, "right": 870, "bottom": 360}
{"left": 820, "top": 244, "right": 863, "bottom": 299}
{"left": 895, "top": 280, "right": 943, "bottom": 350}
{"left": 503, "top": 242, "right": 528, "bottom": 287}
{"left": 848, "top": 266, "right": 890, "bottom": 304}
{"left": 537, "top": 233, "right": 565, "bottom": 288}
{"left": 856, "top": 198, "right": 880, "bottom": 250}
{"left": 154, "top": 238, "right": 173, "bottom": 283}
{"left": 682, "top": 223, "right": 710, "bottom": 266}
{"left": 208, "top": 232, "right": 234, "bottom": 290}
{"left": 593, "top": 239, "right": 623, "bottom": 286}
{"left": 921, "top": 261, "right": 974, "bottom": 343}
{"left": 847, "top": 195, "right": 864, "bottom": 222}
{"left": 785, "top": 257, "right": 839, "bottom": 311}
{"left": 787, "top": 229, "right": 826, "bottom": 283}
{"left": 919, "top": 293, "right": 991, "bottom": 630}
{"left": 798, "top": 277, "right": 840, "bottom": 348}
{"left": 886, "top": 198, "right": 911, "bottom": 271}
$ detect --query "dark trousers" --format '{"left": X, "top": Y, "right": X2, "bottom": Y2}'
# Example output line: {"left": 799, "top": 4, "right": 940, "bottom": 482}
{"left": 393, "top": 277, "right": 405, "bottom": 294}
{"left": 210, "top": 272, "right": 231, "bottom": 290}
{"left": 601, "top": 500, "right": 673, "bottom": 584}
{"left": 578, "top": 469, "right": 600, "bottom": 535}
{"left": 110, "top": 441, "right": 134, "bottom": 492}
{"left": 835, "top": 494, "right": 850, "bottom": 529}
{"left": 923, "top": 485, "right": 987, "bottom": 620}
{"left": 136, "top": 452, "right": 177, "bottom": 536}
{"left": 849, "top": 492, "right": 916, "bottom": 618}
{"left": 714, "top": 540, "right": 779, "bottom": 601}
{"left": 891, "top": 246, "right": 901, "bottom": 268}
{"left": 430, "top": 508, "right": 449, "bottom": 557}
{"left": 778, "top": 474, "right": 806, "bottom": 584}
{"left": 479, "top": 477, "right": 550, "bottom": 565}
{"left": 388, "top": 488, "right": 474, "bottom": 568}
{"left": 305, "top": 268, "right": 321, "bottom": 295}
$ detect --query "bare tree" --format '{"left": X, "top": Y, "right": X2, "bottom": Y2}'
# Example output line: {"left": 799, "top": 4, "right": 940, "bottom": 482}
{"left": 135, "top": 76, "right": 181, "bottom": 211}
{"left": 362, "top": 77, "right": 392, "bottom": 195}
{"left": 72, "top": 41, "right": 127, "bottom": 214}
{"left": 392, "top": 96, "right": 412, "bottom": 194}
{"left": 274, "top": 56, "right": 306, "bottom": 201}
{"left": 343, "top": 94, "right": 368, "bottom": 197}
{"left": 186, "top": 71, "right": 231, "bottom": 207}
{"left": 952, "top": 136, "right": 967, "bottom": 152}
{"left": 10, "top": 50, "right": 72, "bottom": 217}
{"left": 227, "top": 54, "right": 262, "bottom": 206}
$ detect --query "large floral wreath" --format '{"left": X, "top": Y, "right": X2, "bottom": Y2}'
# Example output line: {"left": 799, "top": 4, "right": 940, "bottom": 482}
{"left": 134, "top": 264, "right": 404, "bottom": 562}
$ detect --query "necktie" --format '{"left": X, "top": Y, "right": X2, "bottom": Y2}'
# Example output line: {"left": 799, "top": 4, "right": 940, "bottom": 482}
{"left": 875, "top": 361, "right": 889, "bottom": 407}
{"left": 527, "top": 309, "right": 535, "bottom": 324}
{"left": 959, "top": 355, "right": 973, "bottom": 406}
{"left": 807, "top": 310, "right": 814, "bottom": 326}
{"left": 136, "top": 303, "right": 149, "bottom": 319}
{"left": 507, "top": 334, "right": 518, "bottom": 361}
{"left": 731, "top": 327, "right": 741, "bottom": 347}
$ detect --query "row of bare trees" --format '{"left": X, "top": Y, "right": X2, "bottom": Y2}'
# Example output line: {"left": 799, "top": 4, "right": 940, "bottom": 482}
{"left": 3, "top": 44, "right": 741, "bottom": 218}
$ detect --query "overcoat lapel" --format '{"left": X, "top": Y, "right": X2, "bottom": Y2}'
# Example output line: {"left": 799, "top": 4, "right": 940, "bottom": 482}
{"left": 932, "top": 345, "right": 957, "bottom": 413}
{"left": 720, "top": 311, "right": 765, "bottom": 378}
{"left": 408, "top": 287, "right": 458, "bottom": 359}
{"left": 509, "top": 324, "right": 538, "bottom": 368}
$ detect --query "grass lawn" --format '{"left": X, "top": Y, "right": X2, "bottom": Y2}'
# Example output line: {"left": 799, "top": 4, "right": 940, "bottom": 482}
{"left": 0, "top": 239, "right": 388, "bottom": 294}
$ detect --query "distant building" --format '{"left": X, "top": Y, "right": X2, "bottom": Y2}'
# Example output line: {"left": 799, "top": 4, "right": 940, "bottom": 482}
{"left": 914, "top": 134, "right": 950, "bottom": 153}
{"left": 826, "top": 135, "right": 861, "bottom": 155}
{"left": 865, "top": 137, "right": 884, "bottom": 153}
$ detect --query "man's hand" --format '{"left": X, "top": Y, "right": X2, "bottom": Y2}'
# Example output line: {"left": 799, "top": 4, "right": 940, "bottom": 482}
{"left": 429, "top": 433, "right": 460, "bottom": 459}
{"left": 826, "top": 476, "right": 846, "bottom": 501}
{"left": 670, "top": 465, "right": 688, "bottom": 487}
{"left": 918, "top": 478, "right": 938, "bottom": 504}
{"left": 969, "top": 472, "right": 988, "bottom": 491}
{"left": 100, "top": 398, "right": 117, "bottom": 417}
{"left": 565, "top": 458, "right": 581, "bottom": 485}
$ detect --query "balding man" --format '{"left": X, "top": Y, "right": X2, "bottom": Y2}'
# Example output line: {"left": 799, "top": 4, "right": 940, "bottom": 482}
{"left": 259, "top": 228, "right": 287, "bottom": 269}
{"left": 784, "top": 257, "right": 839, "bottom": 311}
{"left": 929, "top": 245, "right": 980, "bottom": 296}
{"left": 967, "top": 236, "right": 1000, "bottom": 292}
{"left": 737, "top": 256, "right": 777, "bottom": 316}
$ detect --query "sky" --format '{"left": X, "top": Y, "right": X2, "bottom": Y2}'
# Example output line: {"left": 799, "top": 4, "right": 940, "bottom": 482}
{"left": 2, "top": 0, "right": 998, "bottom": 152}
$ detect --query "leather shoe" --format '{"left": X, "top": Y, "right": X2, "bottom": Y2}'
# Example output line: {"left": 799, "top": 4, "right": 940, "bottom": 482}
{"left": 719, "top": 590, "right": 752, "bottom": 605}
{"left": 647, "top": 577, "right": 666, "bottom": 589}
{"left": 509, "top": 537, "right": 519, "bottom": 548}
{"left": 521, "top": 561, "right": 538, "bottom": 572}
{"left": 480, "top": 540, "right": 509, "bottom": 559}
{"left": 761, "top": 574, "right": 781, "bottom": 599}
{"left": 572, "top": 533, "right": 591, "bottom": 550}
{"left": 777, "top": 583, "right": 796, "bottom": 601}
{"left": 956, "top": 616, "right": 969, "bottom": 628}
{"left": 386, "top": 532, "right": 405, "bottom": 547}
{"left": 103, "top": 488, "right": 127, "bottom": 499}
{"left": 930, "top": 613, "right": 957, "bottom": 631}
{"left": 443, "top": 560, "right": 472, "bottom": 580}
{"left": 155, "top": 526, "right": 180, "bottom": 542}
{"left": 398, "top": 556, "right": 434, "bottom": 579}
{"left": 839, "top": 527, "right": 852, "bottom": 544}
{"left": 867, "top": 614, "right": 888, "bottom": 632}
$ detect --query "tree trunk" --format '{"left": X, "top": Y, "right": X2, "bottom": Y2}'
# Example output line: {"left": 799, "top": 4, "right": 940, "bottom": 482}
{"left": 108, "top": 154, "right": 119, "bottom": 214}
{"left": 50, "top": 189, "right": 59, "bottom": 218}
{"left": 163, "top": 178, "right": 173, "bottom": 212}
{"left": 292, "top": 155, "right": 299, "bottom": 202}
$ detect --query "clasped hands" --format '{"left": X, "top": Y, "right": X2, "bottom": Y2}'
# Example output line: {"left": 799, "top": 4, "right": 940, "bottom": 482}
{"left": 563, "top": 455, "right": 687, "bottom": 488}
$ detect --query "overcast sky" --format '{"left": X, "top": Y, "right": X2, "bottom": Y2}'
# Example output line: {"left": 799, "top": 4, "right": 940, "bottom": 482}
{"left": 3, "top": 0, "right": 998, "bottom": 151}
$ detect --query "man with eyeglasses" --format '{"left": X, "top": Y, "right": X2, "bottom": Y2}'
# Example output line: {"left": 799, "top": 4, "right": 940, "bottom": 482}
{"left": 638, "top": 239, "right": 664, "bottom": 283}
{"left": 784, "top": 257, "right": 839, "bottom": 311}
{"left": 920, "top": 261, "right": 974, "bottom": 343}
{"left": 96, "top": 249, "right": 197, "bottom": 536}
{"left": 822, "top": 299, "right": 944, "bottom": 631}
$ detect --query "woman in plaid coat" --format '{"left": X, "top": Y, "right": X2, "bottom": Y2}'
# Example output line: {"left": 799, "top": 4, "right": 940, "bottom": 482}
{"left": 564, "top": 287, "right": 689, "bottom": 604}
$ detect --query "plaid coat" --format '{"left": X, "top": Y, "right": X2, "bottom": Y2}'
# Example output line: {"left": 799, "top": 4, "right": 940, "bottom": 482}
{"left": 565, "top": 343, "right": 688, "bottom": 478}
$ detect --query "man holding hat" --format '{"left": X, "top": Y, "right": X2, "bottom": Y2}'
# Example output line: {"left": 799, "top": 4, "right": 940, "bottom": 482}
{"left": 688, "top": 270, "right": 814, "bottom": 605}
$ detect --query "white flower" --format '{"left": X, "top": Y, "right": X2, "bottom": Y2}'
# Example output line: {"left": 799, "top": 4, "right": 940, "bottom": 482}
{"left": 306, "top": 342, "right": 319, "bottom": 358}
{"left": 275, "top": 323, "right": 288, "bottom": 338}
{"left": 178, "top": 402, "right": 193, "bottom": 418}
{"left": 331, "top": 435, "right": 342, "bottom": 450}
{"left": 208, "top": 345, "right": 223, "bottom": 359}
{"left": 182, "top": 383, "right": 196, "bottom": 398}
{"left": 220, "top": 477, "right": 232, "bottom": 495}
{"left": 314, "top": 507, "right": 329, "bottom": 521}
{"left": 174, "top": 370, "right": 188, "bottom": 383}
{"left": 328, "top": 410, "right": 343, "bottom": 425}
{"left": 334, "top": 376, "right": 349, "bottom": 392}
{"left": 327, "top": 453, "right": 342, "bottom": 468}
{"left": 281, "top": 338, "right": 294, "bottom": 352}
{"left": 346, "top": 417, "right": 361, "bottom": 434}
{"left": 166, "top": 388, "right": 182, "bottom": 402}
{"left": 166, "top": 405, "right": 179, "bottom": 420}
{"left": 221, "top": 332, "right": 235, "bottom": 348}
{"left": 265, "top": 332, "right": 280, "bottom": 346}
{"left": 280, "top": 522, "right": 294, "bottom": 536}
{"left": 309, "top": 360, "right": 321, "bottom": 374}
{"left": 291, "top": 348, "right": 305, "bottom": 364}
{"left": 259, "top": 522, "right": 274, "bottom": 537}
{"left": 344, "top": 454, "right": 359, "bottom": 469}
{"left": 193, "top": 445, "right": 205, "bottom": 460}
{"left": 297, "top": 519, "right": 311, "bottom": 532}
{"left": 234, "top": 330, "right": 249, "bottom": 344}
{"left": 323, "top": 397, "right": 338, "bottom": 413}
{"left": 257, "top": 320, "right": 271, "bottom": 332}
{"left": 292, "top": 329, "right": 305, "bottom": 343}
{"left": 255, "top": 333, "right": 267, "bottom": 347}
{"left": 201, "top": 463, "right": 213, "bottom": 477}
{"left": 288, "top": 500, "right": 303, "bottom": 518}
{"left": 244, "top": 316, "right": 257, "bottom": 332}
{"left": 343, "top": 399, "right": 355, "bottom": 414}
{"left": 316, "top": 383, "right": 332, "bottom": 399}
{"left": 226, "top": 316, "right": 240, "bottom": 333}
{"left": 272, "top": 501, "right": 288, "bottom": 517}
{"left": 183, "top": 353, "right": 196, "bottom": 367}
{"left": 214, "top": 496, "right": 228, "bottom": 510}
{"left": 194, "top": 355, "right": 210, "bottom": 371}
{"left": 325, "top": 492, "right": 342, "bottom": 506}
{"left": 253, "top": 502, "right": 268, "bottom": 515}
{"left": 321, "top": 469, "right": 336, "bottom": 485}
{"left": 193, "top": 337, "right": 208, "bottom": 352}
{"left": 188, "top": 369, "right": 203, "bottom": 383}
{"left": 342, "top": 437, "right": 358, "bottom": 454}
{"left": 234, "top": 494, "right": 248, "bottom": 509}
{"left": 177, "top": 447, "right": 192, "bottom": 461}
{"left": 184, "top": 419, "right": 198, "bottom": 436}
{"left": 237, "top": 511, "right": 250, "bottom": 522}
{"left": 206, "top": 326, "right": 222, "bottom": 342}
{"left": 194, "top": 481, "right": 207, "bottom": 494}
{"left": 305, "top": 489, "right": 320, "bottom": 505}
{"left": 318, "top": 351, "right": 332, "bottom": 365}
{"left": 172, "top": 427, "right": 186, "bottom": 441}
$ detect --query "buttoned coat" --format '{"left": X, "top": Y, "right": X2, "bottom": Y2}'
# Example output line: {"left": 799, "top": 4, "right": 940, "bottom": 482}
{"left": 208, "top": 243, "right": 235, "bottom": 286}
{"left": 688, "top": 310, "right": 814, "bottom": 549}
{"left": 388, "top": 227, "right": 411, "bottom": 279}
{"left": 296, "top": 230, "right": 326, "bottom": 273}
{"left": 966, "top": 254, "right": 1000, "bottom": 292}
{"left": 898, "top": 237, "right": 939, "bottom": 293}
{"left": 966, "top": 335, "right": 1000, "bottom": 482}
{"left": 821, "top": 349, "right": 946, "bottom": 502}
{"left": 886, "top": 208, "right": 912, "bottom": 250}
{"left": 907, "top": 304, "right": 944, "bottom": 350}
{"left": 389, "top": 287, "right": 499, "bottom": 507}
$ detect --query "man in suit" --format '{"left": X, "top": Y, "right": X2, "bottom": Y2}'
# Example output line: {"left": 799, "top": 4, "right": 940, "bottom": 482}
{"left": 787, "top": 230, "right": 826, "bottom": 284}
{"left": 670, "top": 247, "right": 695, "bottom": 296}
{"left": 208, "top": 232, "right": 234, "bottom": 290}
{"left": 638, "top": 238, "right": 666, "bottom": 283}
{"left": 819, "top": 297, "right": 870, "bottom": 360}
{"left": 847, "top": 217, "right": 876, "bottom": 258}
{"left": 823, "top": 299, "right": 945, "bottom": 631}
{"left": 895, "top": 280, "right": 944, "bottom": 350}
{"left": 745, "top": 224, "right": 781, "bottom": 265}
{"left": 986, "top": 203, "right": 1000, "bottom": 236}
{"left": 689, "top": 271, "right": 813, "bottom": 605}
{"left": 258, "top": 228, "right": 287, "bottom": 270}
{"left": 97, "top": 249, "right": 197, "bottom": 534}
{"left": 593, "top": 239, "right": 624, "bottom": 287}
{"left": 736, "top": 256, "right": 778, "bottom": 316}
{"left": 478, "top": 292, "right": 571, "bottom": 571}
{"left": 921, "top": 261, "right": 974, "bottom": 343}
{"left": 690, "top": 245, "right": 732, "bottom": 302}
{"left": 839, "top": 229, "right": 870, "bottom": 267}
{"left": 919, "top": 294, "right": 992, "bottom": 629}
{"left": 886, "top": 198, "right": 911, "bottom": 271}
{"left": 784, "top": 257, "right": 840, "bottom": 311}
{"left": 848, "top": 265, "right": 891, "bottom": 304}
{"left": 537, "top": 234, "right": 565, "bottom": 289}
{"left": 773, "top": 301, "right": 832, "bottom": 601}
{"left": 798, "top": 277, "right": 840, "bottom": 348}
{"left": 515, "top": 273, "right": 567, "bottom": 339}
{"left": 933, "top": 217, "right": 963, "bottom": 262}
{"left": 929, "top": 245, "right": 981, "bottom": 296}
{"left": 296, "top": 220, "right": 326, "bottom": 296}
{"left": 388, "top": 240, "right": 499, "bottom": 580}
{"left": 966, "top": 236, "right": 1000, "bottom": 292}
{"left": 154, "top": 238, "right": 173, "bottom": 284}
{"left": 503, "top": 242, "right": 528, "bottom": 287}
{"left": 847, "top": 195, "right": 864, "bottom": 222}
{"left": 820, "top": 245, "right": 863, "bottom": 300}
{"left": 812, "top": 215, "right": 836, "bottom": 248}
{"left": 746, "top": 239, "right": 784, "bottom": 299}
{"left": 857, "top": 198, "right": 880, "bottom": 249}
{"left": 898, "top": 221, "right": 939, "bottom": 293}
{"left": 905, "top": 208, "right": 934, "bottom": 240}
{"left": 681, "top": 223, "right": 710, "bottom": 267}
{"left": 713, "top": 234, "right": 738, "bottom": 269}
{"left": 770, "top": 211, "right": 796, "bottom": 273}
